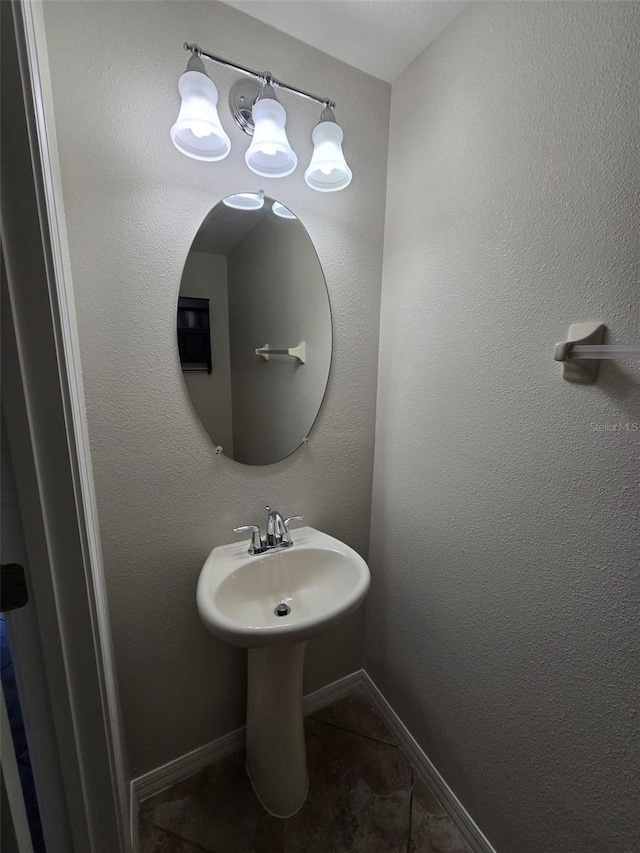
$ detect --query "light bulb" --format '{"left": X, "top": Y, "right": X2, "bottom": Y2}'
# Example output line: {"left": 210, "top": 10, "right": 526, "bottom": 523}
{"left": 190, "top": 122, "right": 213, "bottom": 139}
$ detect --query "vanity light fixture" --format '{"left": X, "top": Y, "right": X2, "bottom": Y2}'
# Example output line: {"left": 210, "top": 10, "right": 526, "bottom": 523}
{"left": 170, "top": 53, "right": 231, "bottom": 161}
{"left": 170, "top": 43, "right": 352, "bottom": 191}
{"left": 245, "top": 83, "right": 297, "bottom": 177}
{"left": 304, "top": 107, "right": 352, "bottom": 191}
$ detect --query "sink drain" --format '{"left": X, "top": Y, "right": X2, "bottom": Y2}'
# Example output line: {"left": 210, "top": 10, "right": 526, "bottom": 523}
{"left": 274, "top": 602, "right": 291, "bottom": 617}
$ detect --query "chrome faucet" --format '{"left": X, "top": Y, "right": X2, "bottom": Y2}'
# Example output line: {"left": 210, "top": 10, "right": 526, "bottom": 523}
{"left": 234, "top": 506, "right": 304, "bottom": 555}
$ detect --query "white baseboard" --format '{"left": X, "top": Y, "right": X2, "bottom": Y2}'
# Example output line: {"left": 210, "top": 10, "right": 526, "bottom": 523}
{"left": 359, "top": 672, "right": 496, "bottom": 853}
{"left": 302, "top": 668, "right": 366, "bottom": 716}
{"left": 131, "top": 668, "right": 494, "bottom": 853}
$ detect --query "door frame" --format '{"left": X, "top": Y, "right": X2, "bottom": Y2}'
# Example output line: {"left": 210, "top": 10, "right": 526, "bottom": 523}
{"left": 1, "top": 1, "right": 130, "bottom": 850}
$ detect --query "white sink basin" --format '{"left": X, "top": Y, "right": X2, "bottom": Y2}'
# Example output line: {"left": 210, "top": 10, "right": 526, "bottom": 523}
{"left": 197, "top": 526, "right": 370, "bottom": 648}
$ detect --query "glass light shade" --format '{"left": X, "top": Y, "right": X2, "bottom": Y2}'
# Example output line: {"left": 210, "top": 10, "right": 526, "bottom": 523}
{"left": 170, "top": 58, "right": 231, "bottom": 162}
{"left": 223, "top": 192, "right": 264, "bottom": 210}
{"left": 272, "top": 201, "right": 296, "bottom": 219}
{"left": 304, "top": 111, "right": 352, "bottom": 192}
{"left": 245, "top": 89, "right": 297, "bottom": 178}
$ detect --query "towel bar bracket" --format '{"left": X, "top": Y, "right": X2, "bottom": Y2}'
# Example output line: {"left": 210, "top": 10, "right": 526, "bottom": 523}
{"left": 554, "top": 322, "right": 606, "bottom": 383}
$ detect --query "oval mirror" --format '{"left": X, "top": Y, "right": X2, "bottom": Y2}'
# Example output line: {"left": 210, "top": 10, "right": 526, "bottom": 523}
{"left": 177, "top": 194, "right": 332, "bottom": 465}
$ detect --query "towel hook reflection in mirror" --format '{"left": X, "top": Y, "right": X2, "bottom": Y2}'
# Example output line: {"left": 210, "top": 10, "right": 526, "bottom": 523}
{"left": 255, "top": 341, "right": 306, "bottom": 364}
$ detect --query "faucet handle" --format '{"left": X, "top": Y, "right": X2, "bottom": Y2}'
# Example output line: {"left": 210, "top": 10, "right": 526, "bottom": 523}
{"left": 233, "top": 525, "right": 263, "bottom": 554}
{"left": 283, "top": 515, "right": 304, "bottom": 544}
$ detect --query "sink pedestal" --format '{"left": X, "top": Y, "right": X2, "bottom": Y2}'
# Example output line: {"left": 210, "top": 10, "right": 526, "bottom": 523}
{"left": 246, "top": 642, "right": 308, "bottom": 818}
{"left": 197, "top": 527, "right": 371, "bottom": 816}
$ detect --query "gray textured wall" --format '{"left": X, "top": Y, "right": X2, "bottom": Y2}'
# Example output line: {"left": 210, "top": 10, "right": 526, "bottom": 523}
{"left": 180, "top": 252, "right": 234, "bottom": 455}
{"left": 366, "top": 3, "right": 640, "bottom": 852}
{"left": 39, "top": 1, "right": 389, "bottom": 776}
{"left": 228, "top": 216, "right": 331, "bottom": 464}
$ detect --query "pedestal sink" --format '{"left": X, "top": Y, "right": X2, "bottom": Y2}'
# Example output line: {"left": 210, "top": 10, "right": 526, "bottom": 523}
{"left": 196, "top": 526, "right": 370, "bottom": 817}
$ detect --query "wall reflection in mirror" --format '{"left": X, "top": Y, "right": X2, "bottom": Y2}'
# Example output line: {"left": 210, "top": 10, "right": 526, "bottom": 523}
{"left": 177, "top": 194, "right": 332, "bottom": 465}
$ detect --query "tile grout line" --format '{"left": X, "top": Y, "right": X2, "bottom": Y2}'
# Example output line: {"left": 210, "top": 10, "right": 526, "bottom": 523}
{"left": 406, "top": 768, "right": 414, "bottom": 853}
{"left": 308, "top": 715, "right": 400, "bottom": 748}
{"left": 139, "top": 818, "right": 211, "bottom": 853}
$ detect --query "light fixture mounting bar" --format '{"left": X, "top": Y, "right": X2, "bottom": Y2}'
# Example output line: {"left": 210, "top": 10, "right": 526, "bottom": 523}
{"left": 184, "top": 42, "right": 335, "bottom": 109}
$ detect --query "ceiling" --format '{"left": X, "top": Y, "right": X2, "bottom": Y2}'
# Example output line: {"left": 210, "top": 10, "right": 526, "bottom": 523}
{"left": 221, "top": 1, "right": 466, "bottom": 82}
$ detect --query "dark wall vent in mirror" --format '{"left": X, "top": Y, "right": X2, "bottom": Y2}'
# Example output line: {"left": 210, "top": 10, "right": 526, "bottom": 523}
{"left": 177, "top": 296, "right": 211, "bottom": 373}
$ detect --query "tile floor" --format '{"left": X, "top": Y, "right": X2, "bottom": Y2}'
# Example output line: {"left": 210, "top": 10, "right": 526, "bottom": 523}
{"left": 139, "top": 691, "right": 471, "bottom": 853}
